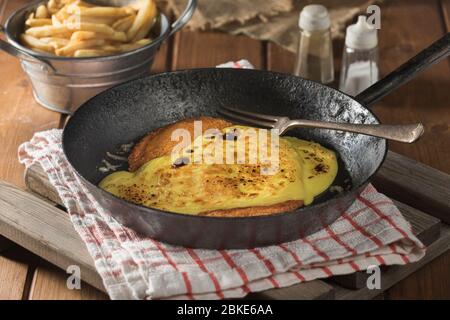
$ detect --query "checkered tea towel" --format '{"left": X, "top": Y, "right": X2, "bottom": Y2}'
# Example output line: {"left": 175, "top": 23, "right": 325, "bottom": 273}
{"left": 18, "top": 60, "right": 425, "bottom": 300}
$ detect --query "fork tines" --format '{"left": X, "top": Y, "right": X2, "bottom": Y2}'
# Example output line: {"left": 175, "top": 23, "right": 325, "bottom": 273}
{"left": 218, "top": 107, "right": 277, "bottom": 129}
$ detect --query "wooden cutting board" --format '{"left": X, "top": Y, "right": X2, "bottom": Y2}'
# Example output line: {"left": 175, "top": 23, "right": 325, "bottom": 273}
{"left": 0, "top": 150, "right": 449, "bottom": 299}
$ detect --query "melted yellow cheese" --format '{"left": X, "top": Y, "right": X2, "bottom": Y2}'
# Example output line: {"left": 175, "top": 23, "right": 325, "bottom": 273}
{"left": 99, "top": 126, "right": 338, "bottom": 215}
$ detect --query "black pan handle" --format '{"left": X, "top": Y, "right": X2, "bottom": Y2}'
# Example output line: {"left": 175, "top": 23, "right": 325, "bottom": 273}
{"left": 355, "top": 33, "right": 450, "bottom": 106}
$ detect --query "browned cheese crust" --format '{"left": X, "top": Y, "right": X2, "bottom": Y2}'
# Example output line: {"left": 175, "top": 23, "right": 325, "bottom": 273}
{"left": 128, "top": 117, "right": 304, "bottom": 217}
{"left": 128, "top": 117, "right": 233, "bottom": 172}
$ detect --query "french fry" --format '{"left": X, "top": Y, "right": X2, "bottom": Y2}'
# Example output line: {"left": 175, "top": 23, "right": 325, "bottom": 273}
{"left": 67, "top": 5, "right": 135, "bottom": 17}
{"left": 112, "top": 15, "right": 135, "bottom": 32}
{"left": 54, "top": 5, "right": 70, "bottom": 22}
{"left": 52, "top": 15, "right": 62, "bottom": 27}
{"left": 47, "top": 0, "right": 60, "bottom": 15}
{"left": 20, "top": 34, "right": 54, "bottom": 53}
{"left": 136, "top": 38, "right": 152, "bottom": 45}
{"left": 127, "top": 2, "right": 142, "bottom": 11}
{"left": 127, "top": 0, "right": 155, "bottom": 41}
{"left": 35, "top": 5, "right": 49, "bottom": 19}
{"left": 76, "top": 1, "right": 95, "bottom": 8}
{"left": 131, "top": 1, "right": 156, "bottom": 41}
{"left": 61, "top": 0, "right": 80, "bottom": 5}
{"left": 40, "top": 37, "right": 70, "bottom": 49}
{"left": 56, "top": 38, "right": 105, "bottom": 56}
{"left": 131, "top": 15, "right": 156, "bottom": 42}
{"left": 118, "top": 38, "right": 151, "bottom": 52}
{"left": 71, "top": 30, "right": 127, "bottom": 42}
{"left": 75, "top": 14, "right": 118, "bottom": 26}
{"left": 74, "top": 49, "right": 110, "bottom": 57}
{"left": 25, "top": 25, "right": 69, "bottom": 38}
{"left": 25, "top": 18, "right": 52, "bottom": 27}
{"left": 29, "top": 47, "right": 53, "bottom": 54}
{"left": 100, "top": 44, "right": 122, "bottom": 53}
{"left": 66, "top": 21, "right": 115, "bottom": 35}
{"left": 70, "top": 30, "right": 96, "bottom": 41}
{"left": 106, "top": 31, "right": 128, "bottom": 42}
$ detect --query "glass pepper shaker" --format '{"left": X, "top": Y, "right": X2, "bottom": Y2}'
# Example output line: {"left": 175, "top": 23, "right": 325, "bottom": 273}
{"left": 294, "top": 4, "right": 334, "bottom": 84}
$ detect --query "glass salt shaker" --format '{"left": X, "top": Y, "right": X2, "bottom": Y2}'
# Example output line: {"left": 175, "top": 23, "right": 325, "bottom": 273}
{"left": 339, "top": 16, "right": 379, "bottom": 96}
{"left": 294, "top": 4, "right": 334, "bottom": 84}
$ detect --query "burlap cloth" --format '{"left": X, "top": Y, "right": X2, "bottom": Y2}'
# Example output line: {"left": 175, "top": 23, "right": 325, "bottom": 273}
{"left": 167, "top": 0, "right": 383, "bottom": 53}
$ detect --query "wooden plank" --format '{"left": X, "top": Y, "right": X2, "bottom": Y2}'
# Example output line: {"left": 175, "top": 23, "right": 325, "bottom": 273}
{"left": 384, "top": 250, "right": 450, "bottom": 299}
{"left": 24, "top": 163, "right": 62, "bottom": 205}
{"left": 0, "top": 181, "right": 105, "bottom": 293}
{"left": 267, "top": 43, "right": 296, "bottom": 74}
{"left": 396, "top": 201, "right": 441, "bottom": 246}
{"left": 29, "top": 261, "right": 108, "bottom": 300}
{"left": 151, "top": 36, "right": 171, "bottom": 74}
{"left": 373, "top": 0, "right": 450, "bottom": 175}
{"left": 442, "top": 0, "right": 450, "bottom": 31}
{"left": 0, "top": 0, "right": 63, "bottom": 301}
{"left": 247, "top": 280, "right": 334, "bottom": 300}
{"left": 334, "top": 224, "right": 450, "bottom": 300}
{"left": 332, "top": 200, "right": 441, "bottom": 289}
{"left": 0, "top": 242, "right": 40, "bottom": 300}
{"left": 0, "top": 252, "right": 29, "bottom": 299}
{"left": 373, "top": 151, "right": 450, "bottom": 224}
{"left": 173, "top": 30, "right": 264, "bottom": 69}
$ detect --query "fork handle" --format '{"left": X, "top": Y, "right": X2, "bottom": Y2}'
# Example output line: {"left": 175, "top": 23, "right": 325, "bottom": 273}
{"left": 287, "top": 120, "right": 424, "bottom": 143}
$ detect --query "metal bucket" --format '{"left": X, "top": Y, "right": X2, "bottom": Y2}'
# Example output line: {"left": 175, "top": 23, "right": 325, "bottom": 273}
{"left": 0, "top": 0, "right": 197, "bottom": 114}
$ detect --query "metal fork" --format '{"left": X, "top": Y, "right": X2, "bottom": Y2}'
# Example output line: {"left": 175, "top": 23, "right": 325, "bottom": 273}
{"left": 218, "top": 107, "right": 424, "bottom": 143}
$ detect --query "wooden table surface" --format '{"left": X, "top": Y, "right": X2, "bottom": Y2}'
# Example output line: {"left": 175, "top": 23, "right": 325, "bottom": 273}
{"left": 0, "top": 0, "right": 449, "bottom": 300}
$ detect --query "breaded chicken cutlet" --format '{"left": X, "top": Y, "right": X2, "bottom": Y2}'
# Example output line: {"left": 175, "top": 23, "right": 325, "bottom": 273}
{"left": 127, "top": 117, "right": 303, "bottom": 217}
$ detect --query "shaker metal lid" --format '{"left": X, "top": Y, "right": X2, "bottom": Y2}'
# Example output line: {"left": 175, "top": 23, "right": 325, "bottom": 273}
{"left": 299, "top": 4, "right": 331, "bottom": 31}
